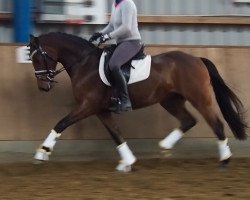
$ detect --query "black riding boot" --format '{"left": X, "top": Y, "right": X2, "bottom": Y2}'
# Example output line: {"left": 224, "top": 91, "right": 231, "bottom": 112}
{"left": 109, "top": 68, "right": 132, "bottom": 113}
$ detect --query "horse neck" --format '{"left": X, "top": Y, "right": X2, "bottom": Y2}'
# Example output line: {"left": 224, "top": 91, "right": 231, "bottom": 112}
{"left": 40, "top": 35, "right": 98, "bottom": 78}
{"left": 57, "top": 43, "right": 98, "bottom": 77}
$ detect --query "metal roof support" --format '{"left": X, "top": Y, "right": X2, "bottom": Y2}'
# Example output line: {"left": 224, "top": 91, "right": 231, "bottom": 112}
{"left": 13, "top": 0, "right": 32, "bottom": 43}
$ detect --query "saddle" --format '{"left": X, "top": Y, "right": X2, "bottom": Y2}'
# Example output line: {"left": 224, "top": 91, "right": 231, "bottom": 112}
{"left": 103, "top": 44, "right": 146, "bottom": 85}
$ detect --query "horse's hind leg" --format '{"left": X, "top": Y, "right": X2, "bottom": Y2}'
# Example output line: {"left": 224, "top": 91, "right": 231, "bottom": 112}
{"left": 193, "top": 102, "right": 232, "bottom": 163}
{"left": 97, "top": 112, "right": 136, "bottom": 172}
{"left": 159, "top": 93, "right": 197, "bottom": 150}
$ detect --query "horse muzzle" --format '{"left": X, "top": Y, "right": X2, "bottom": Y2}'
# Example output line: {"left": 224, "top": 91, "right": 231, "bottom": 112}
{"left": 37, "top": 79, "right": 55, "bottom": 92}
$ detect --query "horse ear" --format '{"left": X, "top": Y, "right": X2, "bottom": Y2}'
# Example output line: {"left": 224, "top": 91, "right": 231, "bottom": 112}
{"left": 29, "top": 34, "right": 39, "bottom": 45}
{"left": 29, "top": 34, "right": 35, "bottom": 42}
{"left": 34, "top": 37, "right": 40, "bottom": 45}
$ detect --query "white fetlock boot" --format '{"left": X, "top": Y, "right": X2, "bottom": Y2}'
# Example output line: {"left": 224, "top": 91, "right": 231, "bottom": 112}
{"left": 159, "top": 129, "right": 183, "bottom": 150}
{"left": 34, "top": 130, "right": 61, "bottom": 161}
{"left": 116, "top": 142, "right": 136, "bottom": 172}
{"left": 34, "top": 148, "right": 50, "bottom": 161}
{"left": 218, "top": 138, "right": 232, "bottom": 161}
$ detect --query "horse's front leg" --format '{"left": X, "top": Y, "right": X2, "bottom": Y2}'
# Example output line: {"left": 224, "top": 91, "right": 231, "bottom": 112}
{"left": 34, "top": 103, "right": 93, "bottom": 162}
{"left": 97, "top": 112, "right": 136, "bottom": 172}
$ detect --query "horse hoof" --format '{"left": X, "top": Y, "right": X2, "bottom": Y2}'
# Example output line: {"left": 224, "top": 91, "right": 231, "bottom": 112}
{"left": 159, "top": 141, "right": 173, "bottom": 151}
{"left": 219, "top": 158, "right": 231, "bottom": 170}
{"left": 160, "top": 149, "right": 172, "bottom": 158}
{"left": 33, "top": 160, "right": 45, "bottom": 165}
{"left": 34, "top": 149, "right": 50, "bottom": 161}
{"left": 116, "top": 163, "right": 132, "bottom": 172}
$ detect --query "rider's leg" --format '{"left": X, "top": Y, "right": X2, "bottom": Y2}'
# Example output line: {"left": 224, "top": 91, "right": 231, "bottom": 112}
{"left": 108, "top": 40, "right": 142, "bottom": 113}
{"left": 110, "top": 67, "right": 132, "bottom": 112}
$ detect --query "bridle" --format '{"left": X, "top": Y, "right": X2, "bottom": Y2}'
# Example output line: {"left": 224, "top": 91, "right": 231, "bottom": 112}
{"left": 29, "top": 45, "right": 60, "bottom": 83}
{"left": 30, "top": 42, "right": 101, "bottom": 84}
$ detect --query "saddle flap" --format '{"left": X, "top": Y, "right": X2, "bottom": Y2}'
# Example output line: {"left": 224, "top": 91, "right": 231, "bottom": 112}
{"left": 102, "top": 44, "right": 147, "bottom": 85}
{"left": 99, "top": 52, "right": 151, "bottom": 86}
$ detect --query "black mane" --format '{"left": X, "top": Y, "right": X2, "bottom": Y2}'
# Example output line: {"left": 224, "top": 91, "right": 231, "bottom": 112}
{"left": 39, "top": 32, "right": 97, "bottom": 50}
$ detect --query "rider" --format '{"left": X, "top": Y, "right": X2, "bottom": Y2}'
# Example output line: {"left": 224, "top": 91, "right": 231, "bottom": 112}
{"left": 89, "top": 0, "right": 142, "bottom": 113}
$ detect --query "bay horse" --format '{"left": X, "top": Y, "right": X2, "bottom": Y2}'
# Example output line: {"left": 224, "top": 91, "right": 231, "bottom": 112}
{"left": 28, "top": 32, "right": 247, "bottom": 172}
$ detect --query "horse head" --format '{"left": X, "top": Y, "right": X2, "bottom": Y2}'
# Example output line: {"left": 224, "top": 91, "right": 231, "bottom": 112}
{"left": 28, "top": 34, "right": 58, "bottom": 92}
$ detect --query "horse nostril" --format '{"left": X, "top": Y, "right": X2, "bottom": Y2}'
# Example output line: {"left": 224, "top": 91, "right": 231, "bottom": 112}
{"left": 38, "top": 87, "right": 50, "bottom": 92}
{"left": 38, "top": 84, "right": 51, "bottom": 92}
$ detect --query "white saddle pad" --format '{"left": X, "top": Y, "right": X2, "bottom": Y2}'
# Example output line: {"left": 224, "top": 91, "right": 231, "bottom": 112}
{"left": 99, "top": 52, "right": 151, "bottom": 86}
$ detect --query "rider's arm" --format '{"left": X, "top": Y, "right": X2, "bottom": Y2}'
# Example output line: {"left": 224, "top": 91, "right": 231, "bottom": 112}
{"left": 109, "top": 1, "right": 134, "bottom": 39}
{"left": 100, "top": 22, "right": 114, "bottom": 35}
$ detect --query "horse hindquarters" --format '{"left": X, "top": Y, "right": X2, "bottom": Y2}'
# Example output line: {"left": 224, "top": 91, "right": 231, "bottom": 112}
{"left": 183, "top": 60, "right": 234, "bottom": 161}
{"left": 159, "top": 54, "right": 234, "bottom": 162}
{"left": 186, "top": 57, "right": 247, "bottom": 162}
{"left": 200, "top": 57, "right": 247, "bottom": 140}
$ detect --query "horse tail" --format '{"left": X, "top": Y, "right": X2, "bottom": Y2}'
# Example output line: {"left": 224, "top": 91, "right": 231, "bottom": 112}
{"left": 200, "top": 57, "right": 248, "bottom": 140}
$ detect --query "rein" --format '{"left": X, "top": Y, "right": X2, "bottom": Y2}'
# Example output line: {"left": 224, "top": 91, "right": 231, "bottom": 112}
{"left": 53, "top": 46, "right": 99, "bottom": 77}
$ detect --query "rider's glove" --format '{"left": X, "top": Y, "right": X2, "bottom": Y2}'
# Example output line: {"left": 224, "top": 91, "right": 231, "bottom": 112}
{"left": 99, "top": 34, "right": 111, "bottom": 44}
{"left": 89, "top": 32, "right": 102, "bottom": 43}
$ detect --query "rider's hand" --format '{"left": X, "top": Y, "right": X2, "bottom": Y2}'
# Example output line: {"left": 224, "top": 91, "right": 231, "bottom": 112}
{"left": 89, "top": 32, "right": 102, "bottom": 43}
{"left": 99, "top": 34, "right": 111, "bottom": 44}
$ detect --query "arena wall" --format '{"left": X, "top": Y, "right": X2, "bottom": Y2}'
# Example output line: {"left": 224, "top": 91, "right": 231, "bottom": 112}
{"left": 0, "top": 45, "right": 249, "bottom": 141}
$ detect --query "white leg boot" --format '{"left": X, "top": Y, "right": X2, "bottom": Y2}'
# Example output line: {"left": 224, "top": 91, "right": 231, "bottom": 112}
{"left": 159, "top": 129, "right": 183, "bottom": 150}
{"left": 116, "top": 142, "right": 136, "bottom": 172}
{"left": 218, "top": 138, "right": 232, "bottom": 161}
{"left": 34, "top": 130, "right": 61, "bottom": 161}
